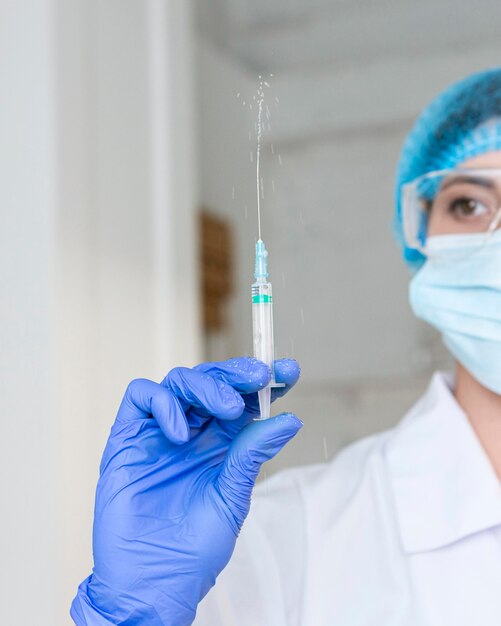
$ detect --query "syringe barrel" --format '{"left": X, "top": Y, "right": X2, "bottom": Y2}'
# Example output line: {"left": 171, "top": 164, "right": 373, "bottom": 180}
{"left": 252, "top": 280, "right": 275, "bottom": 376}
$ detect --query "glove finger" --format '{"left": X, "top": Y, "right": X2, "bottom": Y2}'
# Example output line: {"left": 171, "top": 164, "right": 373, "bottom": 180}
{"left": 215, "top": 413, "right": 303, "bottom": 528}
{"left": 161, "top": 367, "right": 246, "bottom": 422}
{"left": 272, "top": 358, "right": 301, "bottom": 399}
{"left": 116, "top": 378, "right": 190, "bottom": 444}
{"left": 241, "top": 358, "right": 301, "bottom": 416}
{"left": 218, "top": 359, "right": 301, "bottom": 436}
{"left": 193, "top": 357, "right": 271, "bottom": 394}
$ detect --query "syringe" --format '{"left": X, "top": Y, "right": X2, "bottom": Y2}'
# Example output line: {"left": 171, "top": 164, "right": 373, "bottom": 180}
{"left": 252, "top": 239, "right": 284, "bottom": 419}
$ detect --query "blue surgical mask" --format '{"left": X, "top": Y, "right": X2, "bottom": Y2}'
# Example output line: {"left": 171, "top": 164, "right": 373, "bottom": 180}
{"left": 409, "top": 231, "right": 501, "bottom": 394}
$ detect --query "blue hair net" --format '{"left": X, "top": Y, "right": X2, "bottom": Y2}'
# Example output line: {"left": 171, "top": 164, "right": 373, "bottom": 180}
{"left": 394, "top": 67, "right": 501, "bottom": 269}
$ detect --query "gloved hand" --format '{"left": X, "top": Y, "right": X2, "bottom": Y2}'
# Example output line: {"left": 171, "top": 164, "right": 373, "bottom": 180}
{"left": 71, "top": 357, "right": 302, "bottom": 626}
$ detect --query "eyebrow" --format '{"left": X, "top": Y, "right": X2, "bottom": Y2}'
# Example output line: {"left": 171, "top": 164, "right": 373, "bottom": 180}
{"left": 440, "top": 175, "right": 496, "bottom": 191}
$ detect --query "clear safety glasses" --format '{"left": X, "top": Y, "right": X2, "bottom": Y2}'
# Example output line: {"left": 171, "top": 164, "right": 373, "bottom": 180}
{"left": 401, "top": 168, "right": 501, "bottom": 256}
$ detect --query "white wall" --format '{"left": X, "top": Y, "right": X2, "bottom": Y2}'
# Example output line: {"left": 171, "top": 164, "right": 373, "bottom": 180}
{"left": 1, "top": 1, "right": 201, "bottom": 623}
{"left": 0, "top": 1, "right": 57, "bottom": 622}
{"left": 196, "top": 42, "right": 257, "bottom": 359}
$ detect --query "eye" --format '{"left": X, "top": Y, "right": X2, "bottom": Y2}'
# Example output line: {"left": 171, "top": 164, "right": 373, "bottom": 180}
{"left": 448, "top": 197, "right": 489, "bottom": 218}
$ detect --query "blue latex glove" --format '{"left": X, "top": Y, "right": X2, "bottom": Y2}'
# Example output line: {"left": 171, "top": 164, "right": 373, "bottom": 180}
{"left": 71, "top": 357, "right": 302, "bottom": 626}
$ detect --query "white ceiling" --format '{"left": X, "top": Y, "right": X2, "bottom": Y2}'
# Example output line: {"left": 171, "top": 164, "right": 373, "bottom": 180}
{"left": 196, "top": 0, "right": 501, "bottom": 73}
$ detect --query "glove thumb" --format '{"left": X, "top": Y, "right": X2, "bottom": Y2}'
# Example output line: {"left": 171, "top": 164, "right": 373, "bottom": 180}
{"left": 216, "top": 412, "right": 303, "bottom": 528}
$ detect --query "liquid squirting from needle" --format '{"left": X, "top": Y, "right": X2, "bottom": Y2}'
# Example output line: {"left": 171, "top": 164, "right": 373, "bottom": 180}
{"left": 251, "top": 76, "right": 284, "bottom": 419}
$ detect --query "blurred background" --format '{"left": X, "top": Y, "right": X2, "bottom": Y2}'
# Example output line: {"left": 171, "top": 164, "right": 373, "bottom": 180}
{"left": 2, "top": 0, "right": 501, "bottom": 623}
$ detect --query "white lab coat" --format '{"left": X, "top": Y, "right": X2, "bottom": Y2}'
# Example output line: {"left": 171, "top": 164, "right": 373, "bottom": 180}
{"left": 194, "top": 372, "right": 501, "bottom": 625}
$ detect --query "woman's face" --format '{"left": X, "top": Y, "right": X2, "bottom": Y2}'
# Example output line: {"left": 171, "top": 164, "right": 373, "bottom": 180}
{"left": 427, "top": 150, "right": 501, "bottom": 237}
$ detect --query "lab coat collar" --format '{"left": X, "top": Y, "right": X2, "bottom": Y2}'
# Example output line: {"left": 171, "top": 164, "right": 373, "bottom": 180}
{"left": 385, "top": 371, "right": 501, "bottom": 554}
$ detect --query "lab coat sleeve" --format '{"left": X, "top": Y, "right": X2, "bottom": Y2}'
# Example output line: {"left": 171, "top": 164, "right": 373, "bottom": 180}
{"left": 193, "top": 466, "right": 308, "bottom": 626}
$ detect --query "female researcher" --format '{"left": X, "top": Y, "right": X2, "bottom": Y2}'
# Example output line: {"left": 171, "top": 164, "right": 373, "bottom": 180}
{"left": 72, "top": 68, "right": 501, "bottom": 625}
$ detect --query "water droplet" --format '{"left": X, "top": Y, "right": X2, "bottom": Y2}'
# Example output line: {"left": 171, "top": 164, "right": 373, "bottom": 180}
{"left": 236, "top": 92, "right": 241, "bottom": 98}
{"left": 299, "top": 210, "right": 304, "bottom": 225}
{"left": 278, "top": 154, "right": 283, "bottom": 165}
{"left": 271, "top": 179, "right": 275, "bottom": 192}
{"left": 322, "top": 435, "right": 328, "bottom": 460}
{"left": 270, "top": 143, "right": 274, "bottom": 154}
{"left": 250, "top": 151, "right": 254, "bottom": 163}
